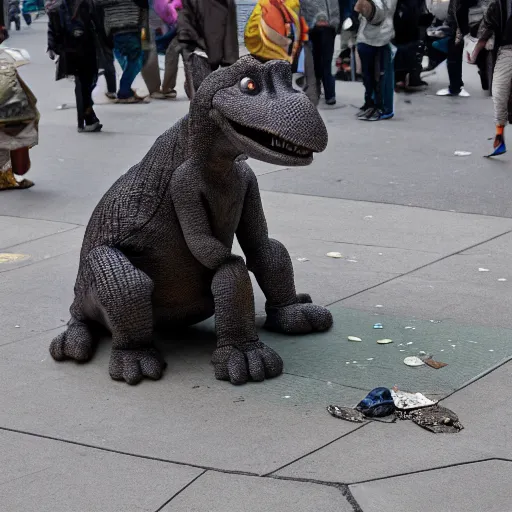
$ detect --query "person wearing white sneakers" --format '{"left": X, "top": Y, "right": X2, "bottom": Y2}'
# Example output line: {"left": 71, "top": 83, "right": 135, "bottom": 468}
{"left": 436, "top": 0, "right": 472, "bottom": 97}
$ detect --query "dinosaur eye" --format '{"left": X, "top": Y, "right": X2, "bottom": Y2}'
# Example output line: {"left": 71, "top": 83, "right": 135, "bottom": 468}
{"left": 240, "top": 77, "right": 258, "bottom": 95}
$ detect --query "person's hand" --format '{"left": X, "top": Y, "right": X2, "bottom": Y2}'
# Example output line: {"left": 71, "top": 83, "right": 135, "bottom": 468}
{"left": 48, "top": 49, "right": 56, "bottom": 60}
{"left": 354, "top": 0, "right": 373, "bottom": 19}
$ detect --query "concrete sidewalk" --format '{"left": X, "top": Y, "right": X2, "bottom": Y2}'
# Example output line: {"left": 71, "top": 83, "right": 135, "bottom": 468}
{"left": 1, "top": 21, "right": 511, "bottom": 512}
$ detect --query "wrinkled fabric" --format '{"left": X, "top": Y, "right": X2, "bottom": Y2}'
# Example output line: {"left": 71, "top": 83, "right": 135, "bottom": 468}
{"left": 245, "top": 0, "right": 308, "bottom": 63}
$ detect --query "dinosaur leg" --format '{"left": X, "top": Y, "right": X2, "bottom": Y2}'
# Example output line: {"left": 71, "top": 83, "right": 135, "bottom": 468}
{"left": 85, "top": 246, "right": 165, "bottom": 385}
{"left": 50, "top": 319, "right": 97, "bottom": 362}
{"left": 210, "top": 256, "right": 283, "bottom": 385}
{"left": 248, "top": 239, "right": 333, "bottom": 334}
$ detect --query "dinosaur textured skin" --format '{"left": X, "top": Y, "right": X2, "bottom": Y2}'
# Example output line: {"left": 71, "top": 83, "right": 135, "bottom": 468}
{"left": 50, "top": 56, "right": 333, "bottom": 385}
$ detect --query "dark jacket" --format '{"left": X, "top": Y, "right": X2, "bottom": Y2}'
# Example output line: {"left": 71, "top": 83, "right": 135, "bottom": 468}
{"left": 479, "top": 0, "right": 511, "bottom": 45}
{"left": 47, "top": 0, "right": 99, "bottom": 79}
{"left": 177, "top": 0, "right": 239, "bottom": 68}
{"left": 446, "top": 0, "right": 479, "bottom": 34}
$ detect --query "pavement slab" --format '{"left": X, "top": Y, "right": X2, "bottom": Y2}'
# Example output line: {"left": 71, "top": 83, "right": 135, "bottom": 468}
{"left": 161, "top": 471, "right": 354, "bottom": 512}
{"left": 349, "top": 460, "right": 512, "bottom": 512}
{"left": 0, "top": 429, "right": 202, "bottom": 512}
{"left": 341, "top": 230, "right": 512, "bottom": 328}
{"left": 0, "top": 216, "right": 78, "bottom": 249}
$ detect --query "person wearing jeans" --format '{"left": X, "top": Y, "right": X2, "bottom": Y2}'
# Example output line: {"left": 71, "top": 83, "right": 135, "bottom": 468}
{"left": 355, "top": 0, "right": 398, "bottom": 120}
{"left": 302, "top": 0, "right": 340, "bottom": 105}
{"left": 113, "top": 31, "right": 145, "bottom": 101}
{"left": 97, "top": 0, "right": 146, "bottom": 103}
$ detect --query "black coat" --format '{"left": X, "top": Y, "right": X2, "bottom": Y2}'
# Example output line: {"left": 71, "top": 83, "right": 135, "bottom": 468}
{"left": 47, "top": 0, "right": 99, "bottom": 79}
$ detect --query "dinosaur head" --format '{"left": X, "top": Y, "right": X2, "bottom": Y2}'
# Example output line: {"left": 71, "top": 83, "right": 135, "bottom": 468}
{"left": 191, "top": 55, "right": 328, "bottom": 166}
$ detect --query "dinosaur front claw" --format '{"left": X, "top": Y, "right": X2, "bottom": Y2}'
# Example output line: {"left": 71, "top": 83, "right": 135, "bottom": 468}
{"left": 211, "top": 341, "right": 283, "bottom": 385}
{"left": 264, "top": 296, "right": 333, "bottom": 334}
{"left": 109, "top": 348, "right": 167, "bottom": 385}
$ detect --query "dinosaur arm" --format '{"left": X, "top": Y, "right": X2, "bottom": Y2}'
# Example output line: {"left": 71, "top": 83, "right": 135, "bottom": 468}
{"left": 236, "top": 170, "right": 297, "bottom": 307}
{"left": 171, "top": 166, "right": 231, "bottom": 270}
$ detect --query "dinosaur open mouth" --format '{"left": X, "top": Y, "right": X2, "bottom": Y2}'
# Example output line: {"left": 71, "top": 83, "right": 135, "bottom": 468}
{"left": 227, "top": 119, "right": 312, "bottom": 158}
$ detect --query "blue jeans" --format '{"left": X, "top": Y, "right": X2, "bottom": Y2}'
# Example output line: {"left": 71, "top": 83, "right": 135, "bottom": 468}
{"left": 113, "top": 31, "right": 143, "bottom": 99}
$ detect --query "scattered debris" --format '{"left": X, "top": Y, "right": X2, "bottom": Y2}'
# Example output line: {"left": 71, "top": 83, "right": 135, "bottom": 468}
{"left": 0, "top": 253, "right": 29, "bottom": 264}
{"left": 356, "top": 387, "right": 396, "bottom": 417}
{"left": 423, "top": 358, "right": 448, "bottom": 369}
{"left": 399, "top": 349, "right": 405, "bottom": 352}
{"left": 404, "top": 326, "right": 416, "bottom": 330}
{"left": 373, "top": 323, "right": 383, "bottom": 329}
{"left": 326, "top": 252, "right": 343, "bottom": 258}
{"left": 347, "top": 259, "right": 358, "bottom": 263}
{"left": 363, "top": 215, "right": 373, "bottom": 220}
{"left": 352, "top": 361, "right": 358, "bottom": 364}
{"left": 396, "top": 405, "right": 464, "bottom": 433}
{"left": 328, "top": 388, "right": 462, "bottom": 433}
{"left": 478, "top": 268, "right": 490, "bottom": 272}
{"left": 233, "top": 396, "right": 245, "bottom": 403}
{"left": 454, "top": 150, "right": 472, "bottom": 156}
{"left": 377, "top": 338, "right": 393, "bottom": 344}
{"left": 451, "top": 345, "right": 456, "bottom": 348}
{"left": 367, "top": 358, "right": 374, "bottom": 361}
{"left": 467, "top": 340, "right": 478, "bottom": 344}
{"left": 15, "top": 325, "right": 20, "bottom": 328}
{"left": 348, "top": 336, "right": 362, "bottom": 342}
{"left": 429, "top": 319, "right": 441, "bottom": 323}
{"left": 282, "top": 395, "right": 291, "bottom": 398}
{"left": 57, "top": 103, "right": 76, "bottom": 110}
{"left": 498, "top": 278, "right": 507, "bottom": 282}
{"left": 391, "top": 389, "right": 437, "bottom": 409}
{"left": 327, "top": 405, "right": 366, "bottom": 423}
{"left": 489, "top": 349, "right": 495, "bottom": 352}
{"left": 296, "top": 257, "right": 309, "bottom": 262}
{"left": 406, "top": 342, "right": 414, "bottom": 345}
{"left": 404, "top": 356, "right": 425, "bottom": 367}
{"left": 375, "top": 304, "right": 383, "bottom": 308}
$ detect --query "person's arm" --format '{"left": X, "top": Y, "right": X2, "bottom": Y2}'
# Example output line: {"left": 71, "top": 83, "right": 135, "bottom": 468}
{"left": 470, "top": 0, "right": 499, "bottom": 62}
{"left": 177, "top": 0, "right": 199, "bottom": 49}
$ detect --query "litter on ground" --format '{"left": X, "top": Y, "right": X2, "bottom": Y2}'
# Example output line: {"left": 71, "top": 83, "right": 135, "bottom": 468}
{"left": 404, "top": 356, "right": 425, "bottom": 367}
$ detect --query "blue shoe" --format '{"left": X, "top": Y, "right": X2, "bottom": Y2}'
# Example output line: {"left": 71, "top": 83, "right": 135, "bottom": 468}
{"left": 432, "top": 36, "right": 450, "bottom": 54}
{"left": 486, "top": 141, "right": 506, "bottom": 157}
{"left": 380, "top": 111, "right": 394, "bottom": 120}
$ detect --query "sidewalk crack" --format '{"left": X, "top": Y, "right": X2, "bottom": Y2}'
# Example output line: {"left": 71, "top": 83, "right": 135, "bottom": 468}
{"left": 154, "top": 470, "right": 207, "bottom": 512}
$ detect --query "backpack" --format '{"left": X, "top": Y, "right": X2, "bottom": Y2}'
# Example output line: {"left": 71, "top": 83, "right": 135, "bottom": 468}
{"left": 58, "top": 0, "right": 87, "bottom": 51}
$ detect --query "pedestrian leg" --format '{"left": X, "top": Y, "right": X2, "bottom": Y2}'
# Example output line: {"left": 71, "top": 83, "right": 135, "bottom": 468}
{"left": 115, "top": 32, "right": 143, "bottom": 100}
{"left": 321, "top": 27, "right": 336, "bottom": 103}
{"left": 488, "top": 47, "right": 512, "bottom": 156}
{"left": 141, "top": 36, "right": 162, "bottom": 95}
{"left": 447, "top": 37, "right": 464, "bottom": 95}
{"left": 162, "top": 36, "right": 179, "bottom": 95}
{"left": 357, "top": 42, "right": 378, "bottom": 108}
{"left": 102, "top": 46, "right": 117, "bottom": 95}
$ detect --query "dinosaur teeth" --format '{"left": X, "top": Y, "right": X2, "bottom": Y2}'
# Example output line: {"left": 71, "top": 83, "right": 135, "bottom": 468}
{"left": 270, "top": 136, "right": 310, "bottom": 156}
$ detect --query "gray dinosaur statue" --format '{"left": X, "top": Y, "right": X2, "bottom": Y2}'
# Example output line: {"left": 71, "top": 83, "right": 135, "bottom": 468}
{"left": 50, "top": 55, "right": 333, "bottom": 385}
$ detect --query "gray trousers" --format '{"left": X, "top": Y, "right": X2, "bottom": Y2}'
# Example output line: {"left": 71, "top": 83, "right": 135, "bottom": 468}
{"left": 492, "top": 45, "right": 512, "bottom": 125}
{"left": 141, "top": 36, "right": 181, "bottom": 94}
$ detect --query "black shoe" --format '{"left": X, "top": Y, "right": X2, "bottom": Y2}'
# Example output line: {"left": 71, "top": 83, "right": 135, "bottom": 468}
{"left": 360, "top": 107, "right": 382, "bottom": 121}
{"left": 326, "top": 97, "right": 336, "bottom": 105}
{"left": 356, "top": 104, "right": 372, "bottom": 118}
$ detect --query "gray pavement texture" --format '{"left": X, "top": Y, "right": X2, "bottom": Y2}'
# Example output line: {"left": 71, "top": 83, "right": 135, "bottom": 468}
{"left": 1, "top": 20, "right": 512, "bottom": 512}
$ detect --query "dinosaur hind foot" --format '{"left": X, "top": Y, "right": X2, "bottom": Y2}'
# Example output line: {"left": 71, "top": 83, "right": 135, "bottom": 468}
{"left": 50, "top": 322, "right": 96, "bottom": 362}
